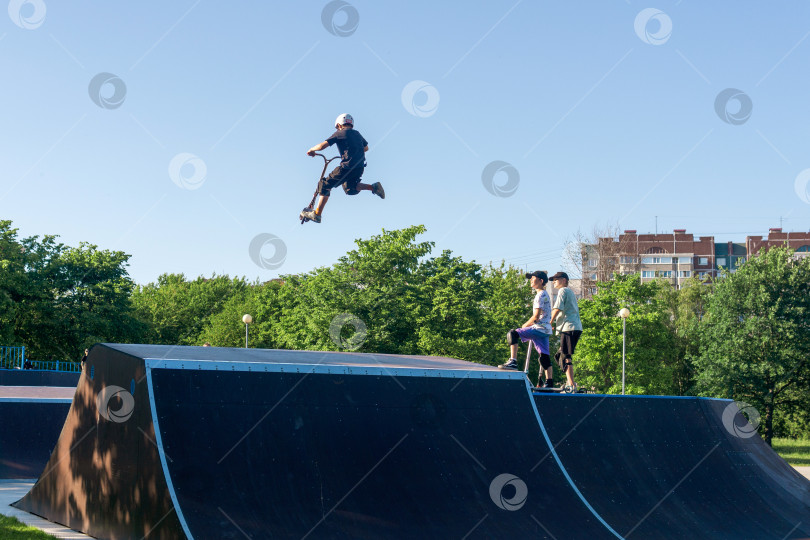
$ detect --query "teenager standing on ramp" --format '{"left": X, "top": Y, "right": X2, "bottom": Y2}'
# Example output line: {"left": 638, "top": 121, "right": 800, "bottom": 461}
{"left": 549, "top": 271, "right": 582, "bottom": 393}
{"left": 301, "top": 113, "right": 385, "bottom": 223}
{"left": 500, "top": 271, "right": 555, "bottom": 388}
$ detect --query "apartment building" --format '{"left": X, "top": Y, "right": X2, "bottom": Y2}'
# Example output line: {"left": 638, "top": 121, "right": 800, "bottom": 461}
{"left": 747, "top": 228, "right": 810, "bottom": 260}
{"left": 581, "top": 228, "right": 810, "bottom": 295}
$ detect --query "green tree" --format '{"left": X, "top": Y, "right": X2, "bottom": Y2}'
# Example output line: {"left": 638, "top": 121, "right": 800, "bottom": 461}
{"left": 197, "top": 280, "right": 284, "bottom": 349}
{"left": 271, "top": 226, "right": 433, "bottom": 354}
{"left": 48, "top": 243, "right": 140, "bottom": 358}
{"left": 695, "top": 247, "right": 810, "bottom": 444}
{"left": 411, "top": 251, "right": 490, "bottom": 361}
{"left": 657, "top": 275, "right": 713, "bottom": 395}
{"left": 0, "top": 220, "right": 31, "bottom": 346}
{"left": 131, "top": 273, "right": 249, "bottom": 345}
{"left": 1, "top": 221, "right": 139, "bottom": 361}
{"left": 479, "top": 263, "right": 536, "bottom": 367}
{"left": 575, "top": 274, "right": 678, "bottom": 395}
{"left": 268, "top": 226, "right": 534, "bottom": 365}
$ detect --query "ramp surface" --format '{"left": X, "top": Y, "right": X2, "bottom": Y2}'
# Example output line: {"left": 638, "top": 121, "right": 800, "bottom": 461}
{"left": 148, "top": 362, "right": 615, "bottom": 539}
{"left": 0, "top": 387, "right": 73, "bottom": 479}
{"left": 13, "top": 344, "right": 810, "bottom": 539}
{"left": 535, "top": 394, "right": 810, "bottom": 539}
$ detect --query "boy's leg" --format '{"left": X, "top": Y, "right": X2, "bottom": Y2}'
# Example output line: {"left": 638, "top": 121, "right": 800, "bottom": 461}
{"left": 565, "top": 364, "right": 575, "bottom": 386}
{"left": 314, "top": 195, "right": 329, "bottom": 214}
{"left": 559, "top": 330, "right": 581, "bottom": 390}
{"left": 499, "top": 329, "right": 522, "bottom": 369}
{"left": 313, "top": 167, "right": 344, "bottom": 215}
{"left": 538, "top": 353, "right": 553, "bottom": 386}
{"left": 355, "top": 179, "right": 385, "bottom": 199}
{"left": 346, "top": 175, "right": 384, "bottom": 199}
{"left": 535, "top": 336, "right": 553, "bottom": 387}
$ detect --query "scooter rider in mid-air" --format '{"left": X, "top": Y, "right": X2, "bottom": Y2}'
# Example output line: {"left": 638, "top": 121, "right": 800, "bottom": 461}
{"left": 301, "top": 113, "right": 385, "bottom": 223}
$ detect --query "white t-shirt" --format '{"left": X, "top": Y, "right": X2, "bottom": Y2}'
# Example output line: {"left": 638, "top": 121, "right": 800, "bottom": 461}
{"left": 531, "top": 289, "right": 552, "bottom": 335}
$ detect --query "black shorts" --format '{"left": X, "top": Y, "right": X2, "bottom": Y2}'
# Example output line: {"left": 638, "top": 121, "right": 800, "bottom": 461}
{"left": 318, "top": 164, "right": 363, "bottom": 196}
{"left": 559, "top": 330, "right": 582, "bottom": 358}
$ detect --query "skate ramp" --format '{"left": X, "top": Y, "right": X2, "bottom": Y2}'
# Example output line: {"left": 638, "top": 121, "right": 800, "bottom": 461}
{"left": 14, "top": 343, "right": 810, "bottom": 539}
{"left": 534, "top": 394, "right": 810, "bottom": 539}
{"left": 0, "top": 386, "right": 73, "bottom": 479}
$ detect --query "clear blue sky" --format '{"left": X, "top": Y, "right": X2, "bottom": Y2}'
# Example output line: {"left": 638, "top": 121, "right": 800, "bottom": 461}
{"left": 1, "top": 1, "right": 809, "bottom": 284}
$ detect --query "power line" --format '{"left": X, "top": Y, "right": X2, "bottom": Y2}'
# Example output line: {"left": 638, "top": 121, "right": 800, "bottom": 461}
{"left": 475, "top": 245, "right": 566, "bottom": 264}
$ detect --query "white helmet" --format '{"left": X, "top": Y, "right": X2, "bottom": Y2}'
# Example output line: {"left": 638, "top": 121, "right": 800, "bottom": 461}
{"left": 335, "top": 113, "right": 353, "bottom": 128}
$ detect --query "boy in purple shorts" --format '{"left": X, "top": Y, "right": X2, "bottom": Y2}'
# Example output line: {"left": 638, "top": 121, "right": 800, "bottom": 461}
{"left": 499, "top": 271, "right": 555, "bottom": 388}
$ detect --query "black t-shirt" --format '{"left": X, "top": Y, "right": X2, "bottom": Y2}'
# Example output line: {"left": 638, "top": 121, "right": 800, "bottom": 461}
{"left": 326, "top": 128, "right": 367, "bottom": 172}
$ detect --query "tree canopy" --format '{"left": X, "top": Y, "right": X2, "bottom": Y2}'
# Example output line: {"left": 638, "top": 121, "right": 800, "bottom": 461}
{"left": 2, "top": 219, "right": 809, "bottom": 441}
{"left": 693, "top": 247, "right": 810, "bottom": 443}
{"left": 0, "top": 220, "right": 137, "bottom": 361}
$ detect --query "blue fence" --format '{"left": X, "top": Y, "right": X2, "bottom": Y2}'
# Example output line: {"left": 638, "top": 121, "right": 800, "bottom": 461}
{"left": 0, "top": 345, "right": 82, "bottom": 372}
{"left": 0, "top": 346, "right": 25, "bottom": 370}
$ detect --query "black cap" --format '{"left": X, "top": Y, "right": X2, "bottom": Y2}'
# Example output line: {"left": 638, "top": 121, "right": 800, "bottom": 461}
{"left": 548, "top": 271, "right": 569, "bottom": 282}
{"left": 525, "top": 270, "right": 548, "bottom": 282}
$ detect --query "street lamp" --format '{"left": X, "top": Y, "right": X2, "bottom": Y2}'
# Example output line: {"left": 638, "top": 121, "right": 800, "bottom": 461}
{"left": 242, "top": 314, "right": 253, "bottom": 348}
{"left": 618, "top": 307, "right": 630, "bottom": 395}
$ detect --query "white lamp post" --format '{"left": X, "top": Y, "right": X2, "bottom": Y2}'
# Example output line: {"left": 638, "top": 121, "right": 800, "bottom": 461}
{"left": 618, "top": 307, "right": 630, "bottom": 395}
{"left": 242, "top": 314, "right": 253, "bottom": 348}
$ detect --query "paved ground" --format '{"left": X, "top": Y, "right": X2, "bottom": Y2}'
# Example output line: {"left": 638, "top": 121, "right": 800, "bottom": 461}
{"left": 0, "top": 386, "right": 75, "bottom": 400}
{"left": 0, "top": 480, "right": 91, "bottom": 539}
{"left": 795, "top": 466, "right": 810, "bottom": 481}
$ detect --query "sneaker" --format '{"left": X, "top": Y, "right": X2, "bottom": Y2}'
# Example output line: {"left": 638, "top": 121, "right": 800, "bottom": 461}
{"left": 371, "top": 182, "right": 385, "bottom": 199}
{"left": 499, "top": 359, "right": 519, "bottom": 370}
{"left": 542, "top": 379, "right": 555, "bottom": 389}
{"left": 300, "top": 210, "right": 321, "bottom": 223}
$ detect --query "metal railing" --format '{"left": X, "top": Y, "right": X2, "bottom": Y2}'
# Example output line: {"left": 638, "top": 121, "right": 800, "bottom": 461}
{"left": 24, "top": 360, "right": 82, "bottom": 372}
{"left": 0, "top": 345, "right": 82, "bottom": 372}
{"left": 0, "top": 346, "right": 25, "bottom": 370}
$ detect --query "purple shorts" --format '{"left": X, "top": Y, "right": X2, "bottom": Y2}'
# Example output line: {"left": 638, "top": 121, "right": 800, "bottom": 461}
{"left": 515, "top": 327, "right": 550, "bottom": 355}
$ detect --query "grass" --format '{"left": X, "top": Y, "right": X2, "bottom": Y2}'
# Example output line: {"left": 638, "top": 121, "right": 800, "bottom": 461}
{"left": 0, "top": 515, "right": 57, "bottom": 540}
{"left": 772, "top": 438, "right": 810, "bottom": 466}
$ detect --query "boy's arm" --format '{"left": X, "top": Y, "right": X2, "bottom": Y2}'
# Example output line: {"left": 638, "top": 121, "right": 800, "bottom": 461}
{"left": 364, "top": 145, "right": 369, "bottom": 152}
{"left": 522, "top": 307, "right": 541, "bottom": 328}
{"left": 307, "top": 141, "right": 329, "bottom": 156}
{"left": 550, "top": 288, "right": 564, "bottom": 322}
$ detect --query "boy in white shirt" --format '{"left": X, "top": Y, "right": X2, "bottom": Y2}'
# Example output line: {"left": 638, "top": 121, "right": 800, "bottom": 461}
{"left": 500, "top": 271, "right": 555, "bottom": 388}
